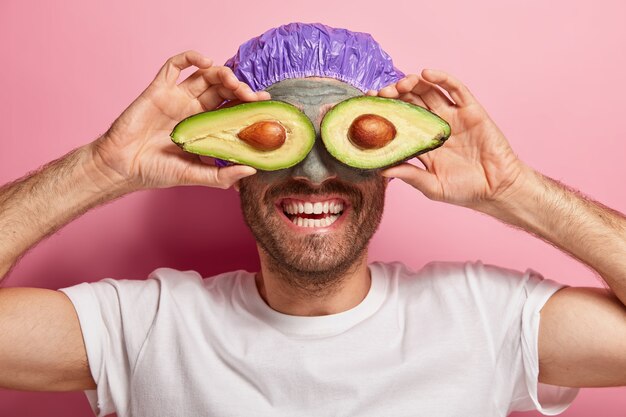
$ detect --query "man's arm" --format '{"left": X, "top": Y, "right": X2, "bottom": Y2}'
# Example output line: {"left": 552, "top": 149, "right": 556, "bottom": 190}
{"left": 377, "top": 69, "right": 626, "bottom": 387}
{"left": 0, "top": 146, "right": 121, "bottom": 391}
{"left": 0, "top": 147, "right": 129, "bottom": 280}
{"left": 0, "top": 50, "right": 264, "bottom": 391}
{"left": 482, "top": 166, "right": 626, "bottom": 387}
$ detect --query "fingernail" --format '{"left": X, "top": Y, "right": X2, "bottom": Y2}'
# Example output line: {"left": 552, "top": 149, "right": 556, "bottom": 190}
{"left": 239, "top": 166, "right": 257, "bottom": 176}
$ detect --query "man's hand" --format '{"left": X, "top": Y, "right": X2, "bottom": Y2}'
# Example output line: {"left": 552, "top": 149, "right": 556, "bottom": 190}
{"left": 0, "top": 51, "right": 272, "bottom": 391}
{"left": 372, "top": 71, "right": 626, "bottom": 387}
{"left": 371, "top": 70, "right": 524, "bottom": 210}
{"left": 91, "top": 50, "right": 267, "bottom": 191}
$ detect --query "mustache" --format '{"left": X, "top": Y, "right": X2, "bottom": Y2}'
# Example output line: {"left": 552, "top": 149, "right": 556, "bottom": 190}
{"left": 265, "top": 179, "right": 363, "bottom": 211}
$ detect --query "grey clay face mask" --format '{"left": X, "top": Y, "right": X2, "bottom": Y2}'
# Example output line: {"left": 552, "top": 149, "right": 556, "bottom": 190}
{"left": 258, "top": 78, "right": 379, "bottom": 185}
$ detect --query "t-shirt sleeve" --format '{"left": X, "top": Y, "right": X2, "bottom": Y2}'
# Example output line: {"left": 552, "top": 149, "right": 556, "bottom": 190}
{"left": 59, "top": 274, "right": 165, "bottom": 416}
{"left": 466, "top": 262, "right": 579, "bottom": 415}
{"left": 517, "top": 271, "right": 580, "bottom": 414}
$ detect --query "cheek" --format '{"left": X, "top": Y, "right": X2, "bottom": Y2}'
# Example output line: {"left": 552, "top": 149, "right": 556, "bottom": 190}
{"left": 335, "top": 164, "right": 381, "bottom": 183}
{"left": 358, "top": 177, "right": 387, "bottom": 208}
{"left": 253, "top": 170, "right": 291, "bottom": 185}
{"left": 238, "top": 176, "right": 267, "bottom": 207}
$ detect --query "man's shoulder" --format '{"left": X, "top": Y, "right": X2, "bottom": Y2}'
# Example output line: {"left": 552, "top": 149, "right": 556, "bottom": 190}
{"left": 147, "top": 267, "right": 251, "bottom": 293}
{"left": 372, "top": 259, "right": 523, "bottom": 278}
{"left": 371, "top": 260, "right": 544, "bottom": 295}
{"left": 374, "top": 260, "right": 561, "bottom": 328}
{"left": 62, "top": 268, "right": 250, "bottom": 303}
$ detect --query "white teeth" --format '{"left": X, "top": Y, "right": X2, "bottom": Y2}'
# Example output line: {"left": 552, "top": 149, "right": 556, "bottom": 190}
{"left": 282, "top": 199, "right": 345, "bottom": 219}
{"left": 288, "top": 213, "right": 340, "bottom": 228}
{"left": 330, "top": 202, "right": 343, "bottom": 214}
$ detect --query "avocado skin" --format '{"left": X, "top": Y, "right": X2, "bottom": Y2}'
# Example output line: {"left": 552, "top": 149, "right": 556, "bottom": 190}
{"left": 320, "top": 96, "right": 451, "bottom": 170}
{"left": 329, "top": 140, "right": 449, "bottom": 172}
{"left": 170, "top": 100, "right": 316, "bottom": 171}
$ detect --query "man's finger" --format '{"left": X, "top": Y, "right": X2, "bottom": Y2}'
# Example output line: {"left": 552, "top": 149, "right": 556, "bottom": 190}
{"left": 200, "top": 66, "right": 240, "bottom": 91}
{"left": 397, "top": 74, "right": 454, "bottom": 110}
{"left": 387, "top": 76, "right": 428, "bottom": 108}
{"left": 179, "top": 66, "right": 238, "bottom": 98}
{"left": 196, "top": 85, "right": 269, "bottom": 111}
{"left": 407, "top": 75, "right": 454, "bottom": 112}
{"left": 398, "top": 92, "right": 428, "bottom": 108}
{"left": 381, "top": 163, "right": 440, "bottom": 199}
{"left": 231, "top": 82, "right": 261, "bottom": 102}
{"left": 177, "top": 70, "right": 208, "bottom": 98}
{"left": 196, "top": 84, "right": 228, "bottom": 111}
{"left": 378, "top": 84, "right": 400, "bottom": 98}
{"left": 156, "top": 50, "right": 212, "bottom": 86}
{"left": 179, "top": 160, "right": 257, "bottom": 189}
{"left": 211, "top": 165, "right": 257, "bottom": 189}
{"left": 396, "top": 74, "right": 421, "bottom": 94}
{"left": 217, "top": 84, "right": 268, "bottom": 102}
{"left": 421, "top": 69, "right": 475, "bottom": 107}
{"left": 214, "top": 66, "right": 241, "bottom": 90}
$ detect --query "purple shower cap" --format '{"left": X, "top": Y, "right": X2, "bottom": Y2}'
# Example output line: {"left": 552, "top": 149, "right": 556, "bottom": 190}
{"left": 215, "top": 22, "right": 405, "bottom": 168}
{"left": 224, "top": 22, "right": 405, "bottom": 93}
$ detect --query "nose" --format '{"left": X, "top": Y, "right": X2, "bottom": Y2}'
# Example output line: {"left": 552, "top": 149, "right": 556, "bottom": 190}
{"left": 290, "top": 139, "right": 338, "bottom": 186}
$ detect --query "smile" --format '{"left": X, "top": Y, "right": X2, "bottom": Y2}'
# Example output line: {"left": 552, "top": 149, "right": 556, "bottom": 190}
{"left": 279, "top": 197, "right": 346, "bottom": 228}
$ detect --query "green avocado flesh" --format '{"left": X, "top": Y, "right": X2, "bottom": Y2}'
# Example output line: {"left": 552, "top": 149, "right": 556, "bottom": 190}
{"left": 321, "top": 96, "right": 451, "bottom": 169}
{"left": 170, "top": 101, "right": 315, "bottom": 171}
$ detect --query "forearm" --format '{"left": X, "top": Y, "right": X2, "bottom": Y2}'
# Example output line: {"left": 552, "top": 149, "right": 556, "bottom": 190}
{"left": 478, "top": 164, "right": 626, "bottom": 304}
{"left": 0, "top": 142, "right": 133, "bottom": 281}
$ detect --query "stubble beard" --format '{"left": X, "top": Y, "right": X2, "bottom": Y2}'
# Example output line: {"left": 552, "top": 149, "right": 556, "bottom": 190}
{"left": 239, "top": 176, "right": 386, "bottom": 296}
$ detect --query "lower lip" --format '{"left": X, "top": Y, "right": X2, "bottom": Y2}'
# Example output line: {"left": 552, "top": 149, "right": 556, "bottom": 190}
{"left": 275, "top": 205, "right": 349, "bottom": 233}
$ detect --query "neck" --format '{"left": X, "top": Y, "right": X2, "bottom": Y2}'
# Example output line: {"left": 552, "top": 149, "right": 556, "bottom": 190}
{"left": 255, "top": 247, "right": 372, "bottom": 316}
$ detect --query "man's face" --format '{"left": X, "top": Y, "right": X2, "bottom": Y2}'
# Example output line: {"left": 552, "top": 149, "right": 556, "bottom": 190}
{"left": 238, "top": 78, "right": 387, "bottom": 287}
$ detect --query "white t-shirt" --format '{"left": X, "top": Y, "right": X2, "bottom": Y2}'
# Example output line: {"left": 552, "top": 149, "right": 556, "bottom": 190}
{"left": 60, "top": 261, "right": 579, "bottom": 417}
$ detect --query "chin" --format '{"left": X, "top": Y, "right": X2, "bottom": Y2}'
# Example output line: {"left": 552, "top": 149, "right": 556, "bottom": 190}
{"left": 265, "top": 232, "right": 365, "bottom": 276}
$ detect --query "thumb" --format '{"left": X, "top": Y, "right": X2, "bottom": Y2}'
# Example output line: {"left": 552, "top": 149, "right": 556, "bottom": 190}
{"left": 184, "top": 163, "right": 257, "bottom": 189}
{"left": 212, "top": 165, "right": 257, "bottom": 189}
{"left": 381, "top": 163, "right": 440, "bottom": 200}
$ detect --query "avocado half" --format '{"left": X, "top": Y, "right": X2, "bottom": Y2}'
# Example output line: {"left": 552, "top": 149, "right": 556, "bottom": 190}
{"left": 320, "top": 96, "right": 451, "bottom": 169}
{"left": 170, "top": 100, "right": 315, "bottom": 171}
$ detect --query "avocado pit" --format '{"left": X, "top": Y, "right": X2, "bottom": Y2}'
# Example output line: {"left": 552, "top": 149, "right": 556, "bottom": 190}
{"left": 320, "top": 96, "right": 451, "bottom": 169}
{"left": 348, "top": 114, "right": 397, "bottom": 149}
{"left": 237, "top": 120, "right": 286, "bottom": 151}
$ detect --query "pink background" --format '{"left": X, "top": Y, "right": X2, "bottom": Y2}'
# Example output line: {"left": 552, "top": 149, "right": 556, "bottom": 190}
{"left": 1, "top": 0, "right": 624, "bottom": 415}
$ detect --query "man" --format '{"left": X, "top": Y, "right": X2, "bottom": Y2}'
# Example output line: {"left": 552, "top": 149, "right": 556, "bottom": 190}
{"left": 0, "top": 22, "right": 624, "bottom": 417}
